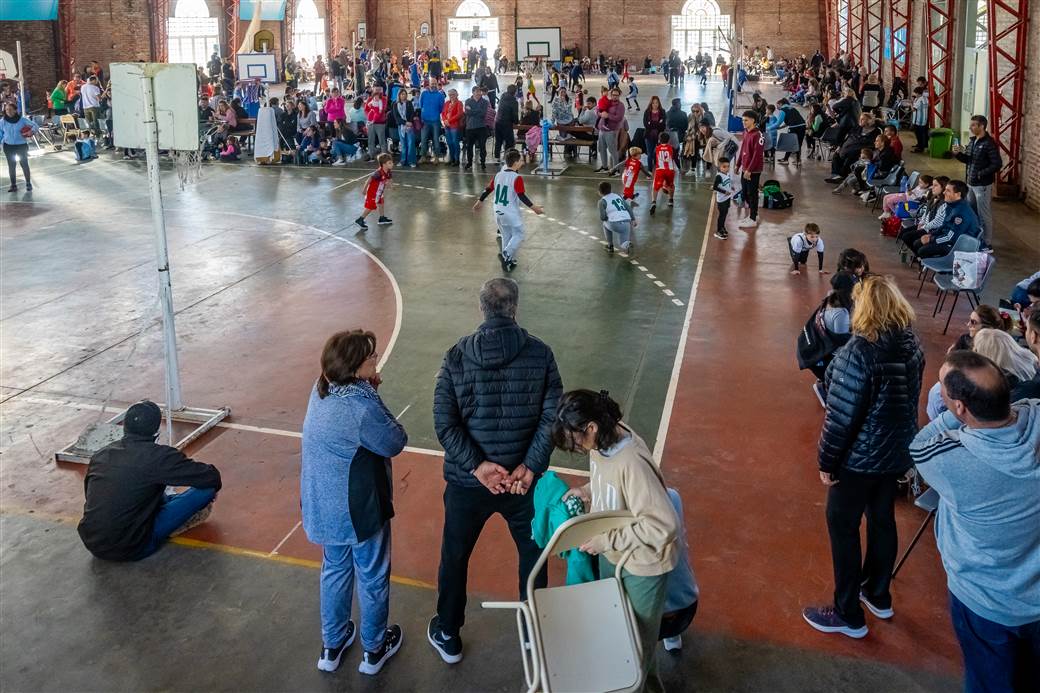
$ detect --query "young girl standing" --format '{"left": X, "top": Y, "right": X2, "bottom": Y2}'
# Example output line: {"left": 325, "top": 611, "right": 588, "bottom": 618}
{"left": 554, "top": 390, "right": 679, "bottom": 693}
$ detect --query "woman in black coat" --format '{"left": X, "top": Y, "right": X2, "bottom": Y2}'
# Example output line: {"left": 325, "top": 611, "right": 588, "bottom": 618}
{"left": 803, "top": 275, "right": 925, "bottom": 639}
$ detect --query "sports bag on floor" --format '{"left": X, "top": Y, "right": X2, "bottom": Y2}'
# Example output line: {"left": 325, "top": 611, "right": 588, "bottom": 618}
{"left": 881, "top": 216, "right": 902, "bottom": 237}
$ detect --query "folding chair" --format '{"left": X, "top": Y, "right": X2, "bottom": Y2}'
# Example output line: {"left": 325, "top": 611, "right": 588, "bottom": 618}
{"left": 892, "top": 487, "right": 939, "bottom": 578}
{"left": 916, "top": 234, "right": 980, "bottom": 297}
{"left": 934, "top": 255, "right": 996, "bottom": 334}
{"left": 483, "top": 511, "right": 643, "bottom": 693}
{"left": 866, "top": 163, "right": 904, "bottom": 210}
{"left": 59, "top": 114, "right": 82, "bottom": 144}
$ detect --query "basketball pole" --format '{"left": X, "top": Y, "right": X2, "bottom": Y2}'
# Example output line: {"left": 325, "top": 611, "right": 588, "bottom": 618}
{"left": 140, "top": 71, "right": 184, "bottom": 444}
{"left": 16, "top": 41, "right": 26, "bottom": 114}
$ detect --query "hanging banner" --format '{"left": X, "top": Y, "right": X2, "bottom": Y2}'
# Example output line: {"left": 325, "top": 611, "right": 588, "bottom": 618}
{"left": 0, "top": 0, "right": 59, "bottom": 20}
{"left": 238, "top": 0, "right": 286, "bottom": 21}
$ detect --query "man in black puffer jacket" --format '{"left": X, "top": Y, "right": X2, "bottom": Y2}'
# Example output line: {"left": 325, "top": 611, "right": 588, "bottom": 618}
{"left": 803, "top": 276, "right": 925, "bottom": 640}
{"left": 428, "top": 277, "right": 563, "bottom": 664}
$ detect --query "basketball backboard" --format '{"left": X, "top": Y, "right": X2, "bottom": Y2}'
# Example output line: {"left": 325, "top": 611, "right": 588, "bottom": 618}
{"left": 111, "top": 62, "right": 200, "bottom": 150}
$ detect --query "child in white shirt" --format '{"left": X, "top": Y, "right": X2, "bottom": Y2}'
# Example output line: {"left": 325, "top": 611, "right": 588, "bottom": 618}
{"left": 711, "top": 157, "right": 737, "bottom": 240}
{"left": 789, "top": 223, "right": 827, "bottom": 275}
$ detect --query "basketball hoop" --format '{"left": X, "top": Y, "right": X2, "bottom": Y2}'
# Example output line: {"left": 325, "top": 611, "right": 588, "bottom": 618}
{"left": 173, "top": 146, "right": 203, "bottom": 189}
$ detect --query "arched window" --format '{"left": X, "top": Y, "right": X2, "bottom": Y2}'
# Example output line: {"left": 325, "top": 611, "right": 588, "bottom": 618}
{"left": 448, "top": 0, "right": 498, "bottom": 64}
{"left": 671, "top": 0, "right": 731, "bottom": 60}
{"left": 455, "top": 0, "right": 491, "bottom": 17}
{"left": 293, "top": 0, "right": 327, "bottom": 63}
{"left": 167, "top": 0, "right": 219, "bottom": 68}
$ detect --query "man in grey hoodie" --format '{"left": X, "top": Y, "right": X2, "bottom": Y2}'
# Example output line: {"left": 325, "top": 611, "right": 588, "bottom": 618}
{"left": 910, "top": 351, "right": 1040, "bottom": 692}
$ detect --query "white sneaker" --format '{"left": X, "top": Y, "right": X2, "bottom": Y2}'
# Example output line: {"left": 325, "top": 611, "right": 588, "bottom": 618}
{"left": 333, "top": 159, "right": 347, "bottom": 166}
{"left": 663, "top": 636, "right": 682, "bottom": 652}
{"left": 878, "top": 211, "right": 891, "bottom": 220}
{"left": 737, "top": 217, "right": 757, "bottom": 228}
{"left": 859, "top": 593, "right": 894, "bottom": 620}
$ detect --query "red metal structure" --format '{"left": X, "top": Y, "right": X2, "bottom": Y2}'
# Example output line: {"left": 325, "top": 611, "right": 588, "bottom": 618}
{"left": 987, "top": 0, "right": 1029, "bottom": 187}
{"left": 149, "top": 0, "right": 170, "bottom": 63}
{"left": 57, "top": 0, "right": 76, "bottom": 78}
{"left": 864, "top": 0, "right": 883, "bottom": 73}
{"left": 325, "top": 0, "right": 340, "bottom": 52}
{"left": 848, "top": 0, "right": 864, "bottom": 64}
{"left": 222, "top": 0, "right": 240, "bottom": 58}
{"left": 925, "top": 0, "right": 955, "bottom": 126}
{"left": 888, "top": 0, "right": 912, "bottom": 84}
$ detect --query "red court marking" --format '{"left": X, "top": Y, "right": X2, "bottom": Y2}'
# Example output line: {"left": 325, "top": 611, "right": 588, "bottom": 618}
{"left": 656, "top": 196, "right": 961, "bottom": 674}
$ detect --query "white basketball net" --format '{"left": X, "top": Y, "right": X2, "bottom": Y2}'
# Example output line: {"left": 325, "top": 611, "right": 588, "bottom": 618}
{"left": 172, "top": 147, "right": 203, "bottom": 189}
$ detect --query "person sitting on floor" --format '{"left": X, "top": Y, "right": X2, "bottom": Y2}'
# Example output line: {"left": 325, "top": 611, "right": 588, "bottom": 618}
{"left": 219, "top": 135, "right": 241, "bottom": 161}
{"left": 77, "top": 401, "right": 221, "bottom": 561}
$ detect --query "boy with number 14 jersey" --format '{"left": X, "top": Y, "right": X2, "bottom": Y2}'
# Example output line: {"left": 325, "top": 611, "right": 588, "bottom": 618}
{"left": 473, "top": 149, "right": 544, "bottom": 272}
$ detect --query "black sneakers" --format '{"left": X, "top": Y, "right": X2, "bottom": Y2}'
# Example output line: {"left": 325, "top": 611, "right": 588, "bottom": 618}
{"left": 649, "top": 203, "right": 657, "bottom": 216}
{"left": 427, "top": 616, "right": 463, "bottom": 664}
{"left": 317, "top": 621, "right": 356, "bottom": 672}
{"left": 358, "top": 624, "right": 403, "bottom": 675}
{"left": 355, "top": 217, "right": 368, "bottom": 229}
{"left": 604, "top": 244, "right": 615, "bottom": 254}
{"left": 377, "top": 216, "right": 393, "bottom": 225}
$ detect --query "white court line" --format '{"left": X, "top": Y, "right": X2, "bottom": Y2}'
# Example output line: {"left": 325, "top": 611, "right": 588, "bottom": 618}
{"left": 653, "top": 280, "right": 665, "bottom": 287}
{"left": 9, "top": 395, "right": 590, "bottom": 478}
{"left": 329, "top": 173, "right": 371, "bottom": 191}
{"left": 651, "top": 196, "right": 714, "bottom": 465}
{"left": 646, "top": 274, "right": 657, "bottom": 279}
{"left": 396, "top": 404, "right": 412, "bottom": 419}
{"left": 269, "top": 520, "right": 302, "bottom": 555}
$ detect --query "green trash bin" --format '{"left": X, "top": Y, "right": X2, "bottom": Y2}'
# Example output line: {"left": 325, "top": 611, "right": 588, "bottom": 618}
{"left": 929, "top": 128, "right": 955, "bottom": 158}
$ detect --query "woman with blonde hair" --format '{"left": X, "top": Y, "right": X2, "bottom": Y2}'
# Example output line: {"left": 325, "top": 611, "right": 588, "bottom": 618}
{"left": 804, "top": 275, "right": 925, "bottom": 639}
{"left": 301, "top": 330, "right": 407, "bottom": 675}
{"left": 972, "top": 328, "right": 1040, "bottom": 401}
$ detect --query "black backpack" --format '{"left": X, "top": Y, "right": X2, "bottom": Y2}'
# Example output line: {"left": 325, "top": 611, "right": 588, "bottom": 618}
{"left": 797, "top": 298, "right": 851, "bottom": 370}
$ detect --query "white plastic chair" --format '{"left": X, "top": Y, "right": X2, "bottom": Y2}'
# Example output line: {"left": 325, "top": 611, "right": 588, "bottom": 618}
{"left": 483, "top": 511, "right": 643, "bottom": 693}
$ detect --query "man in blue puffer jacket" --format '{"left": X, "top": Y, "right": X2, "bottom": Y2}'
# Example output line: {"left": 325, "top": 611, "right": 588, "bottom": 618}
{"left": 428, "top": 277, "right": 563, "bottom": 665}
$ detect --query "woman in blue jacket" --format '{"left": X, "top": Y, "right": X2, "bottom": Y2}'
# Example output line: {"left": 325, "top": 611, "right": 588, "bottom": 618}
{"left": 2, "top": 102, "right": 38, "bottom": 192}
{"left": 301, "top": 330, "right": 407, "bottom": 676}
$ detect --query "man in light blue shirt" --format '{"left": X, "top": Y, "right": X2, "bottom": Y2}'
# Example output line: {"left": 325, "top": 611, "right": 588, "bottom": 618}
{"left": 910, "top": 351, "right": 1040, "bottom": 693}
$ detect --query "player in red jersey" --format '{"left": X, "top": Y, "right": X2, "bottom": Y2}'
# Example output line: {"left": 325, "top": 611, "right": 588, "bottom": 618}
{"left": 355, "top": 153, "right": 394, "bottom": 230}
{"left": 610, "top": 146, "right": 652, "bottom": 204}
{"left": 650, "top": 132, "right": 677, "bottom": 215}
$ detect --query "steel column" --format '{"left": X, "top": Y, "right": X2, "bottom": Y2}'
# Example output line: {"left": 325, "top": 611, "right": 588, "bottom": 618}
{"left": 284, "top": 0, "right": 296, "bottom": 55}
{"left": 925, "top": 0, "right": 955, "bottom": 126}
{"left": 326, "top": 0, "right": 340, "bottom": 52}
{"left": 222, "top": 0, "right": 240, "bottom": 58}
{"left": 864, "top": 0, "right": 882, "bottom": 73}
{"left": 57, "top": 0, "right": 76, "bottom": 76}
{"left": 849, "top": 0, "right": 865, "bottom": 64}
{"left": 149, "top": 0, "right": 170, "bottom": 63}
{"left": 889, "top": 0, "right": 912, "bottom": 83}
{"left": 837, "top": 0, "right": 850, "bottom": 56}
{"left": 987, "top": 0, "right": 1028, "bottom": 187}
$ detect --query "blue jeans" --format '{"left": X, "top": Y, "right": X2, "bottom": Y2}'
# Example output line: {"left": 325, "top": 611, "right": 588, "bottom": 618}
{"left": 398, "top": 126, "right": 416, "bottom": 166}
{"left": 950, "top": 591, "right": 1040, "bottom": 693}
{"left": 135, "top": 487, "right": 216, "bottom": 559}
{"left": 320, "top": 523, "right": 391, "bottom": 652}
{"left": 332, "top": 140, "right": 357, "bottom": 160}
{"left": 445, "top": 127, "right": 461, "bottom": 163}
{"left": 420, "top": 120, "right": 442, "bottom": 158}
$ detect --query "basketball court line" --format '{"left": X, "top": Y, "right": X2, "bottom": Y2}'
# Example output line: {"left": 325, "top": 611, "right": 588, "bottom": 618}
{"left": 651, "top": 195, "right": 715, "bottom": 464}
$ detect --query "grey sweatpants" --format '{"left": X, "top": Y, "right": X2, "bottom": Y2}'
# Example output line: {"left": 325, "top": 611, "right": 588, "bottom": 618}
{"left": 603, "top": 220, "right": 632, "bottom": 250}
{"left": 367, "top": 123, "right": 387, "bottom": 157}
{"left": 598, "top": 130, "right": 619, "bottom": 170}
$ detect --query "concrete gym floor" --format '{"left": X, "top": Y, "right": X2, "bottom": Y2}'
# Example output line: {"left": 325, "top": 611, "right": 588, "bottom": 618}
{"left": 3, "top": 72, "right": 1034, "bottom": 691}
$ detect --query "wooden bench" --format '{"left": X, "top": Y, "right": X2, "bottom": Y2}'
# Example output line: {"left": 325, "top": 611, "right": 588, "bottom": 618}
{"left": 514, "top": 123, "right": 598, "bottom": 164}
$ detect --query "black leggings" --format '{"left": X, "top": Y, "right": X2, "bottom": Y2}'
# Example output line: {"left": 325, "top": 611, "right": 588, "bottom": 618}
{"left": 4, "top": 143, "right": 31, "bottom": 185}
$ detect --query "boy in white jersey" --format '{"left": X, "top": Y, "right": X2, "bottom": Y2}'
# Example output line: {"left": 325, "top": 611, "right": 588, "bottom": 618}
{"left": 598, "top": 181, "right": 638, "bottom": 256}
{"left": 473, "top": 149, "right": 544, "bottom": 272}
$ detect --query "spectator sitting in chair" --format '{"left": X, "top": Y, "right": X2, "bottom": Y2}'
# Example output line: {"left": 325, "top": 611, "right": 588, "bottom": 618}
{"left": 913, "top": 180, "right": 980, "bottom": 259}
{"left": 825, "top": 112, "right": 880, "bottom": 183}
{"left": 910, "top": 351, "right": 1040, "bottom": 693}
{"left": 77, "top": 401, "right": 222, "bottom": 561}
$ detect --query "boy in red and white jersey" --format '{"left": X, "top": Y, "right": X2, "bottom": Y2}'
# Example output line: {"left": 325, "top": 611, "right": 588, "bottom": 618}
{"left": 650, "top": 131, "right": 677, "bottom": 215}
{"left": 609, "top": 146, "right": 652, "bottom": 204}
{"left": 473, "top": 149, "right": 544, "bottom": 272}
{"left": 355, "top": 153, "right": 394, "bottom": 230}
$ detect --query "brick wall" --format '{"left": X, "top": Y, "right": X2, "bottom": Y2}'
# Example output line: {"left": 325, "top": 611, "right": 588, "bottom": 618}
{"left": 367, "top": 0, "right": 818, "bottom": 65}
{"left": 0, "top": 21, "right": 57, "bottom": 111}
{"left": 1020, "top": 0, "right": 1039, "bottom": 209}
{"left": 74, "top": 0, "right": 153, "bottom": 73}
